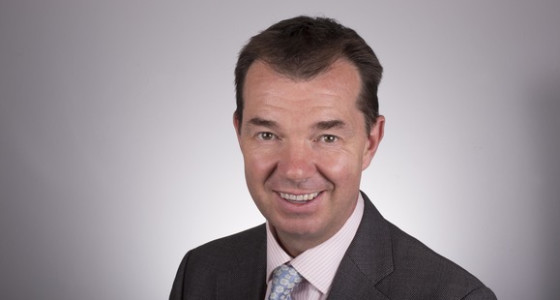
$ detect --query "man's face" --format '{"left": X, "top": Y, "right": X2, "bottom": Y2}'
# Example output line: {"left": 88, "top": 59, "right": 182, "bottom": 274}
{"left": 235, "top": 59, "right": 384, "bottom": 255}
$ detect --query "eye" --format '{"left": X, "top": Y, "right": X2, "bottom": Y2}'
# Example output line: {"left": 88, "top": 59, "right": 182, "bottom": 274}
{"left": 257, "top": 132, "right": 276, "bottom": 141}
{"left": 320, "top": 134, "right": 338, "bottom": 143}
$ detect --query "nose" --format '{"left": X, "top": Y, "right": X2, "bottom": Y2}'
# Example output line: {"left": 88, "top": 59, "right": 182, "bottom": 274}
{"left": 277, "top": 140, "right": 316, "bottom": 183}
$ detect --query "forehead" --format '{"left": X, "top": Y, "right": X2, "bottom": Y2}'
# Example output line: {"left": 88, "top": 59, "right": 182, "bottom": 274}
{"left": 242, "top": 59, "right": 362, "bottom": 117}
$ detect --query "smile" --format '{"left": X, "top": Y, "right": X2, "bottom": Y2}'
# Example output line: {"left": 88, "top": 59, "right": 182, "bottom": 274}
{"left": 279, "top": 192, "right": 320, "bottom": 203}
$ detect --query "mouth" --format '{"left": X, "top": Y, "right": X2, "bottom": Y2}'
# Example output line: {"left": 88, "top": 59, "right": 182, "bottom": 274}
{"left": 278, "top": 191, "right": 321, "bottom": 204}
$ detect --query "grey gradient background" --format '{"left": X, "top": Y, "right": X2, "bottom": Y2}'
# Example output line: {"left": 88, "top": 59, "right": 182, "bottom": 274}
{"left": 1, "top": 1, "right": 559, "bottom": 299}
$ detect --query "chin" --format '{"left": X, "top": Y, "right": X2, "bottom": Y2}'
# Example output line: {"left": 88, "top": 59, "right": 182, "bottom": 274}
{"left": 273, "top": 217, "right": 326, "bottom": 239}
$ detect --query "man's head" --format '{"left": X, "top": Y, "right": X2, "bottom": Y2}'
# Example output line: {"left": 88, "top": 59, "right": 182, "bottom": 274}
{"left": 234, "top": 16, "right": 383, "bottom": 134}
{"left": 233, "top": 16, "right": 385, "bottom": 256}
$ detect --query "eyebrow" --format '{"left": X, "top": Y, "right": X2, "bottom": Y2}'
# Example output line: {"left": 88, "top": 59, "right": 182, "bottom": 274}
{"left": 313, "top": 120, "right": 346, "bottom": 131}
{"left": 246, "top": 117, "right": 346, "bottom": 131}
{"left": 247, "top": 117, "right": 279, "bottom": 129}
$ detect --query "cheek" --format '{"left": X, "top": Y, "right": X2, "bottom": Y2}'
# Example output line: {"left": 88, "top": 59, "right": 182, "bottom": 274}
{"left": 318, "top": 150, "right": 364, "bottom": 182}
{"left": 242, "top": 148, "right": 277, "bottom": 183}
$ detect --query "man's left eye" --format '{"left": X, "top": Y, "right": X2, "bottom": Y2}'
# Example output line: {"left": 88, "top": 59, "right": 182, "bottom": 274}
{"left": 320, "top": 135, "right": 338, "bottom": 143}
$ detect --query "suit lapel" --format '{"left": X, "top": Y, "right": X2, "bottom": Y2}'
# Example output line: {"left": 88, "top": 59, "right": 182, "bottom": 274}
{"left": 328, "top": 192, "right": 394, "bottom": 299}
{"left": 216, "top": 225, "right": 268, "bottom": 300}
{"left": 213, "top": 193, "right": 393, "bottom": 299}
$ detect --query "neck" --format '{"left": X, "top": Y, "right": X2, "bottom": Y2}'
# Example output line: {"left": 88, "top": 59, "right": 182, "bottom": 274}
{"left": 274, "top": 232, "right": 319, "bottom": 257}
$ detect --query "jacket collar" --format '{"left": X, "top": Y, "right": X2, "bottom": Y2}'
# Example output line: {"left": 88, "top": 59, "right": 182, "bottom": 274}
{"left": 327, "top": 192, "right": 394, "bottom": 299}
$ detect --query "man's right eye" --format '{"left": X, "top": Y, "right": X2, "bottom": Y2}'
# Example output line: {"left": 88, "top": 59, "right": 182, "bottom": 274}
{"left": 257, "top": 132, "right": 276, "bottom": 140}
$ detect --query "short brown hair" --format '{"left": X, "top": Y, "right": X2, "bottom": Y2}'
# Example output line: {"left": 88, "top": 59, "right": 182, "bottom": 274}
{"left": 234, "top": 16, "right": 383, "bottom": 132}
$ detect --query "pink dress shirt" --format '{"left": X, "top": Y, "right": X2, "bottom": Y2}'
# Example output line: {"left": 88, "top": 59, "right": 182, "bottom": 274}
{"left": 264, "top": 194, "right": 365, "bottom": 300}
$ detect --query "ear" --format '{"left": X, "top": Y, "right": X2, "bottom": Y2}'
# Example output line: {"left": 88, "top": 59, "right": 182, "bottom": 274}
{"left": 362, "top": 115, "right": 385, "bottom": 170}
{"left": 233, "top": 112, "right": 241, "bottom": 137}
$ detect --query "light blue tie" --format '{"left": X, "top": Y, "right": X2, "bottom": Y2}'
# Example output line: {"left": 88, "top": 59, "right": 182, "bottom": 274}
{"left": 268, "top": 264, "right": 303, "bottom": 300}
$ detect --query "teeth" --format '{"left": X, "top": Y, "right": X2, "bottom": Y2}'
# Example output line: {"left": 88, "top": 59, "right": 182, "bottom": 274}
{"left": 279, "top": 192, "right": 319, "bottom": 202}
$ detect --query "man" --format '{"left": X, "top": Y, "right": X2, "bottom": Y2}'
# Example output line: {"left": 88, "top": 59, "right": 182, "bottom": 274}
{"left": 170, "top": 16, "right": 496, "bottom": 299}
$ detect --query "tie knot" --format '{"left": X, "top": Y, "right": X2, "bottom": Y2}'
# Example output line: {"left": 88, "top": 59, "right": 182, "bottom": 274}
{"left": 269, "top": 264, "right": 303, "bottom": 300}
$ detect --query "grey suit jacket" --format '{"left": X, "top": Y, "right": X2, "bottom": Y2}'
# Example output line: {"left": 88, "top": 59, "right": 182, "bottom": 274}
{"left": 170, "top": 193, "right": 496, "bottom": 299}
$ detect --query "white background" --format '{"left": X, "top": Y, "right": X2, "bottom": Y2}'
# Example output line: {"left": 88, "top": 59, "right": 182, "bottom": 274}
{"left": 1, "top": 1, "right": 559, "bottom": 299}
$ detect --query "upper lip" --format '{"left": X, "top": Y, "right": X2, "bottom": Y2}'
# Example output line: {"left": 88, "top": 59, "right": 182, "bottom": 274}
{"left": 274, "top": 189, "right": 322, "bottom": 195}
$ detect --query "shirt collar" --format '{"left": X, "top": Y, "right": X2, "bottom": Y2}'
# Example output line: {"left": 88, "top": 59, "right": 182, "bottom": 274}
{"left": 266, "top": 193, "right": 365, "bottom": 294}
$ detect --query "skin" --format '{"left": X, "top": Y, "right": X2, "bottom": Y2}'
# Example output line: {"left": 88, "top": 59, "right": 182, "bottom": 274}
{"left": 234, "top": 59, "right": 385, "bottom": 256}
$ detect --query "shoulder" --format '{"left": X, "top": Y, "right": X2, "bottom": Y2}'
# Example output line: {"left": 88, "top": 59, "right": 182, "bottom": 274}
{"left": 380, "top": 222, "right": 496, "bottom": 299}
{"left": 169, "top": 224, "right": 266, "bottom": 299}
{"left": 185, "top": 224, "right": 266, "bottom": 270}
{"left": 353, "top": 193, "right": 496, "bottom": 299}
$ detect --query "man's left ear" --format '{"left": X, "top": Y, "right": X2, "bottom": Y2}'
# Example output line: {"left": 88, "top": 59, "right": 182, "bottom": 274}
{"left": 362, "top": 115, "right": 385, "bottom": 170}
